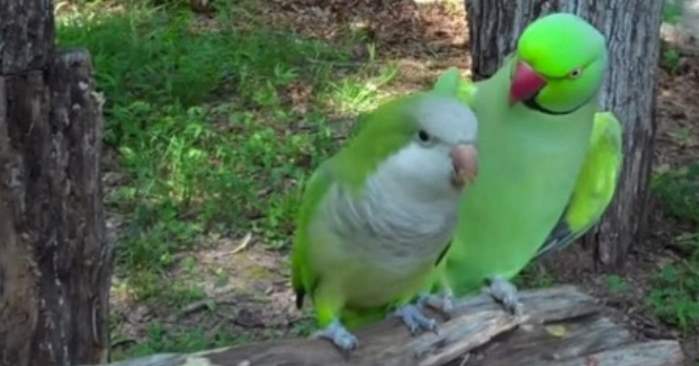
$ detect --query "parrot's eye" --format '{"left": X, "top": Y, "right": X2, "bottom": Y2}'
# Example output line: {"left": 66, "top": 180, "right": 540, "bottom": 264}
{"left": 569, "top": 67, "right": 583, "bottom": 79}
{"left": 417, "top": 130, "right": 431, "bottom": 143}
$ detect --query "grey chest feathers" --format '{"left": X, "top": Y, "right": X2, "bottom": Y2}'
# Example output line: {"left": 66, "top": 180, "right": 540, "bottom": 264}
{"left": 319, "top": 172, "right": 459, "bottom": 266}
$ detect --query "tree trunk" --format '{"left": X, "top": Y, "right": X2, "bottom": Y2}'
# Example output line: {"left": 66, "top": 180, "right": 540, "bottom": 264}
{"left": 465, "top": 0, "right": 663, "bottom": 269}
{"left": 0, "top": 1, "right": 111, "bottom": 366}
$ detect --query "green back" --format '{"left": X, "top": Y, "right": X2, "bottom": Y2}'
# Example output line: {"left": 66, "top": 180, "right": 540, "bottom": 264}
{"left": 333, "top": 94, "right": 425, "bottom": 190}
{"left": 444, "top": 57, "right": 597, "bottom": 294}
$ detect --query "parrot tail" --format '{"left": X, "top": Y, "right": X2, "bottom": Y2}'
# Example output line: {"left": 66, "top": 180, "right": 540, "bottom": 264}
{"left": 295, "top": 288, "right": 305, "bottom": 309}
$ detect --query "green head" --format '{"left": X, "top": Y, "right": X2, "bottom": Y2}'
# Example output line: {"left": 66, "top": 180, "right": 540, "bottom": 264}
{"left": 336, "top": 93, "right": 479, "bottom": 194}
{"left": 510, "top": 13, "right": 607, "bottom": 114}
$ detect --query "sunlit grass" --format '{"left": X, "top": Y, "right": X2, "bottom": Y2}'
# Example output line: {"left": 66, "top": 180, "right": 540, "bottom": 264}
{"left": 56, "top": 0, "right": 399, "bottom": 305}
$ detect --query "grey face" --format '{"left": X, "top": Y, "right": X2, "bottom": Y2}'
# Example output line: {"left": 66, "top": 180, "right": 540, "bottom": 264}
{"left": 410, "top": 95, "right": 479, "bottom": 148}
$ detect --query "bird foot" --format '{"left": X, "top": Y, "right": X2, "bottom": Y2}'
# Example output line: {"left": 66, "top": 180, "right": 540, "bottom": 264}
{"left": 484, "top": 276, "right": 524, "bottom": 316}
{"left": 312, "top": 319, "right": 358, "bottom": 353}
{"left": 392, "top": 303, "right": 439, "bottom": 335}
{"left": 417, "top": 292, "right": 455, "bottom": 316}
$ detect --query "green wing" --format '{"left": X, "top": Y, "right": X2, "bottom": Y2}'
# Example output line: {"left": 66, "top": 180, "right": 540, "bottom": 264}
{"left": 291, "top": 161, "right": 334, "bottom": 309}
{"left": 432, "top": 67, "right": 478, "bottom": 107}
{"left": 536, "top": 112, "right": 623, "bottom": 257}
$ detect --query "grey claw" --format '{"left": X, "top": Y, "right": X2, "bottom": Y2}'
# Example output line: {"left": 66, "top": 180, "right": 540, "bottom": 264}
{"left": 418, "top": 292, "right": 455, "bottom": 315}
{"left": 313, "top": 320, "right": 359, "bottom": 352}
{"left": 393, "top": 304, "right": 439, "bottom": 335}
{"left": 487, "top": 277, "right": 524, "bottom": 315}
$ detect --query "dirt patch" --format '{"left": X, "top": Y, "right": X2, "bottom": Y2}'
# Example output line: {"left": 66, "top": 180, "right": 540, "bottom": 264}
{"left": 655, "top": 55, "right": 699, "bottom": 171}
{"left": 109, "top": 243, "right": 308, "bottom": 350}
{"left": 265, "top": 0, "right": 471, "bottom": 86}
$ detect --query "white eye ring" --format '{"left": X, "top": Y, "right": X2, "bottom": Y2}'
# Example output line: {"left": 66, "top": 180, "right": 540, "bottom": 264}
{"left": 569, "top": 68, "right": 583, "bottom": 79}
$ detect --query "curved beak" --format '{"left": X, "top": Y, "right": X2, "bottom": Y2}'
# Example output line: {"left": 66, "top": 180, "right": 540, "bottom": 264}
{"left": 450, "top": 144, "right": 478, "bottom": 189}
{"left": 509, "top": 61, "right": 547, "bottom": 105}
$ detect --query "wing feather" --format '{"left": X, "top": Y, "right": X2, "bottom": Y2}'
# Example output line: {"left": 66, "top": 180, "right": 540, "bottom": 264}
{"left": 291, "top": 161, "right": 335, "bottom": 308}
{"left": 536, "top": 112, "right": 623, "bottom": 257}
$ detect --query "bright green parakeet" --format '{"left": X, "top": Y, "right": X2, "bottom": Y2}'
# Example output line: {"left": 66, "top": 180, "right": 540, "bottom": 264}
{"left": 429, "top": 13, "right": 623, "bottom": 312}
{"left": 291, "top": 92, "right": 479, "bottom": 352}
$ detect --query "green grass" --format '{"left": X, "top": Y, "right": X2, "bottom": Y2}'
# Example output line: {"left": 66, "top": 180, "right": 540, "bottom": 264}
{"left": 649, "top": 163, "right": 699, "bottom": 334}
{"left": 652, "top": 162, "right": 699, "bottom": 225}
{"left": 660, "top": 0, "right": 684, "bottom": 74}
{"left": 56, "top": 1, "right": 397, "bottom": 303}
{"left": 661, "top": 48, "right": 681, "bottom": 74}
{"left": 605, "top": 274, "right": 629, "bottom": 294}
{"left": 111, "top": 321, "right": 247, "bottom": 361}
{"left": 647, "top": 237, "right": 699, "bottom": 334}
{"left": 58, "top": 1, "right": 401, "bottom": 358}
{"left": 663, "top": 0, "right": 684, "bottom": 24}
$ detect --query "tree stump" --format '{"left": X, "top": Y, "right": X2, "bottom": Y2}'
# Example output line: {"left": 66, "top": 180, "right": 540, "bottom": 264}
{"left": 465, "top": 0, "right": 664, "bottom": 270}
{"left": 0, "top": 1, "right": 111, "bottom": 365}
{"left": 90, "top": 286, "right": 685, "bottom": 366}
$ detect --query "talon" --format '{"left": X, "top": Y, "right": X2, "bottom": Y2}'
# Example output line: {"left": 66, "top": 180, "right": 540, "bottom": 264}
{"left": 393, "top": 304, "right": 439, "bottom": 335}
{"left": 418, "top": 292, "right": 455, "bottom": 316}
{"left": 313, "top": 319, "right": 359, "bottom": 353}
{"left": 487, "top": 276, "right": 524, "bottom": 315}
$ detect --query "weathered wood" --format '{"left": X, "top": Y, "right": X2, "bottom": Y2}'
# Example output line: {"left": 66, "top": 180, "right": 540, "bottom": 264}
{"left": 0, "top": 48, "right": 110, "bottom": 366}
{"left": 0, "top": 0, "right": 55, "bottom": 74}
{"left": 90, "top": 286, "right": 685, "bottom": 366}
{"left": 465, "top": 0, "right": 664, "bottom": 269}
{"left": 537, "top": 340, "right": 685, "bottom": 366}
{"left": 0, "top": 0, "right": 110, "bottom": 364}
{"left": 464, "top": 317, "right": 632, "bottom": 365}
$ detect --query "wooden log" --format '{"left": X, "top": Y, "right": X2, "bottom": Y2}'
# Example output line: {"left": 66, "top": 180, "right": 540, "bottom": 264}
{"left": 536, "top": 341, "right": 685, "bottom": 366}
{"left": 90, "top": 286, "right": 685, "bottom": 366}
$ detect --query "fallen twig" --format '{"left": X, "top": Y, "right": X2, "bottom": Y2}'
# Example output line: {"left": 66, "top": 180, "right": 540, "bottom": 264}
{"left": 230, "top": 233, "right": 253, "bottom": 255}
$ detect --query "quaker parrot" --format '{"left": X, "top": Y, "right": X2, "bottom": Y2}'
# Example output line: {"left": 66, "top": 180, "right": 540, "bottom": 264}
{"left": 291, "top": 92, "right": 479, "bottom": 352}
{"left": 429, "top": 13, "right": 623, "bottom": 313}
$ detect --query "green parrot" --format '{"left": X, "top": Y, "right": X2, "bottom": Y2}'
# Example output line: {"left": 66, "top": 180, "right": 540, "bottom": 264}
{"left": 291, "top": 92, "right": 479, "bottom": 352}
{"left": 429, "top": 13, "right": 623, "bottom": 313}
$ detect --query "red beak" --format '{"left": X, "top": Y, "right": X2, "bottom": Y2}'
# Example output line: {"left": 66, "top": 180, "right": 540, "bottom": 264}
{"left": 509, "top": 61, "right": 547, "bottom": 105}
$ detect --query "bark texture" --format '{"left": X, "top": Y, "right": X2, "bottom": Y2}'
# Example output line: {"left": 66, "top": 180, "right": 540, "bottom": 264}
{"left": 465, "top": 0, "right": 664, "bottom": 269}
{"left": 90, "top": 287, "right": 685, "bottom": 366}
{"left": 0, "top": 0, "right": 55, "bottom": 74}
{"left": 0, "top": 1, "right": 110, "bottom": 365}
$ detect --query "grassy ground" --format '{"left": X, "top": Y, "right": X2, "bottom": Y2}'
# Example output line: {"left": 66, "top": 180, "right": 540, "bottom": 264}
{"left": 55, "top": 0, "right": 698, "bottom": 362}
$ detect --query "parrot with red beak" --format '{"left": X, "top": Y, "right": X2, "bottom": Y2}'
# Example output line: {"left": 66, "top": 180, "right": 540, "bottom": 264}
{"left": 427, "top": 12, "right": 623, "bottom": 314}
